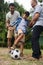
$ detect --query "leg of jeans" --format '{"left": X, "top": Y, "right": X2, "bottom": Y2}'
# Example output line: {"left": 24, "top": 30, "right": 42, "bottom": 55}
{"left": 31, "top": 26, "right": 43, "bottom": 59}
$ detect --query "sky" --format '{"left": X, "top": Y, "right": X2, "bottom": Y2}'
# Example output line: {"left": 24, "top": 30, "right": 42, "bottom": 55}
{"left": 4, "top": 0, "right": 32, "bottom": 11}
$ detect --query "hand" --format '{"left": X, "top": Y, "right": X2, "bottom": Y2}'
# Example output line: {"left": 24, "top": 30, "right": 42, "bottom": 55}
{"left": 29, "top": 21, "right": 35, "bottom": 28}
{"left": 8, "top": 27, "right": 14, "bottom": 31}
{"left": 6, "top": 24, "right": 10, "bottom": 29}
{"left": 29, "top": 22, "right": 33, "bottom": 28}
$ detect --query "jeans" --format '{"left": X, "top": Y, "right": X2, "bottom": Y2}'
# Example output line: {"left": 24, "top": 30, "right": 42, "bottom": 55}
{"left": 31, "top": 25, "right": 43, "bottom": 59}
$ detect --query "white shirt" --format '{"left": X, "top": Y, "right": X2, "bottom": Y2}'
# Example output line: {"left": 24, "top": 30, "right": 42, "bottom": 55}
{"left": 6, "top": 11, "right": 20, "bottom": 24}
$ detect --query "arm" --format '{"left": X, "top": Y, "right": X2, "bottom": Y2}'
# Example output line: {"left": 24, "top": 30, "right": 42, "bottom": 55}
{"left": 6, "top": 19, "right": 10, "bottom": 29}
{"left": 29, "top": 5, "right": 41, "bottom": 27}
{"left": 5, "top": 13, "right": 10, "bottom": 29}
{"left": 30, "top": 12, "right": 40, "bottom": 27}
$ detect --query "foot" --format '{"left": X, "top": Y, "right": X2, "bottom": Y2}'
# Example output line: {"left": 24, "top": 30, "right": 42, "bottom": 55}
{"left": 9, "top": 50, "right": 11, "bottom": 53}
{"left": 8, "top": 47, "right": 11, "bottom": 53}
{"left": 20, "top": 52, "right": 24, "bottom": 57}
{"left": 39, "top": 55, "right": 42, "bottom": 58}
{"left": 28, "top": 56, "right": 39, "bottom": 61}
{"left": 11, "top": 47, "right": 15, "bottom": 50}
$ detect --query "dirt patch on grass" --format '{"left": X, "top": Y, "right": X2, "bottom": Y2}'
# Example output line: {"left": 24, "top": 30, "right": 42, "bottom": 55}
{"left": 0, "top": 48, "right": 43, "bottom": 65}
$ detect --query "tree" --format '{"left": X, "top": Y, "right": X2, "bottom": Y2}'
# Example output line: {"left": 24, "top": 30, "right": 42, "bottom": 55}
{"left": 38, "top": 0, "right": 42, "bottom": 2}
{"left": 14, "top": 2, "right": 25, "bottom": 15}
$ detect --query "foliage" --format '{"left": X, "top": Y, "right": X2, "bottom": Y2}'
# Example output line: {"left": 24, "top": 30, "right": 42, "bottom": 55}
{"left": 38, "top": 0, "right": 42, "bottom": 2}
{"left": 0, "top": 0, "right": 43, "bottom": 49}
{"left": 14, "top": 2, "right": 25, "bottom": 15}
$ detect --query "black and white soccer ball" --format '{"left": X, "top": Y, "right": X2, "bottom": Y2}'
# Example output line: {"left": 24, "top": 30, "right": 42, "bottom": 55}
{"left": 10, "top": 49, "right": 21, "bottom": 59}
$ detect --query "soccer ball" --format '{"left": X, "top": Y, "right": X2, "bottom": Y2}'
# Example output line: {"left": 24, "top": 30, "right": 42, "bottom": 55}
{"left": 10, "top": 49, "right": 21, "bottom": 59}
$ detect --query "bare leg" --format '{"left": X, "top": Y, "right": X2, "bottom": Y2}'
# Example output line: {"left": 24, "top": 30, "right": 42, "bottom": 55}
{"left": 20, "top": 43, "right": 24, "bottom": 56}
{"left": 7, "top": 38, "right": 11, "bottom": 49}
{"left": 11, "top": 34, "right": 24, "bottom": 50}
{"left": 13, "top": 34, "right": 24, "bottom": 49}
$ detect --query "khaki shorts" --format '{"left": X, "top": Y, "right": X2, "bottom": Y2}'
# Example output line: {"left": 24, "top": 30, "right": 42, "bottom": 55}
{"left": 14, "top": 29, "right": 25, "bottom": 43}
{"left": 7, "top": 29, "right": 14, "bottom": 38}
{"left": 7, "top": 28, "right": 25, "bottom": 43}
{"left": 7, "top": 26, "right": 15, "bottom": 38}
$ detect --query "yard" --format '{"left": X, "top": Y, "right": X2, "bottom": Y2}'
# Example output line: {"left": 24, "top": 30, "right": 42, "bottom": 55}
{"left": 0, "top": 48, "right": 43, "bottom": 65}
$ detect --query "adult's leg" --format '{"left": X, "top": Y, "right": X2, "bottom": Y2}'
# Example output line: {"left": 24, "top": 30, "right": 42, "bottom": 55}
{"left": 7, "top": 38, "right": 12, "bottom": 49}
{"left": 7, "top": 29, "right": 13, "bottom": 49}
{"left": 31, "top": 26, "right": 43, "bottom": 59}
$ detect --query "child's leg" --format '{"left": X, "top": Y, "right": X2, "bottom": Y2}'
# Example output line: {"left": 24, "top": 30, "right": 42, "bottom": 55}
{"left": 11, "top": 29, "right": 25, "bottom": 51}
{"left": 20, "top": 42, "right": 24, "bottom": 56}
{"left": 19, "top": 34, "right": 25, "bottom": 56}
{"left": 13, "top": 33, "right": 24, "bottom": 49}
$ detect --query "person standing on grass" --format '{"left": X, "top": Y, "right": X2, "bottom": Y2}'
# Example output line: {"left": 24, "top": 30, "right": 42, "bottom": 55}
{"left": 29, "top": 0, "right": 43, "bottom": 60}
{"left": 6, "top": 3, "right": 20, "bottom": 51}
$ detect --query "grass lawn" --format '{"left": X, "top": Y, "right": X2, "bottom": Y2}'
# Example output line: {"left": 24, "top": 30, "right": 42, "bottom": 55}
{"left": 0, "top": 48, "right": 43, "bottom": 65}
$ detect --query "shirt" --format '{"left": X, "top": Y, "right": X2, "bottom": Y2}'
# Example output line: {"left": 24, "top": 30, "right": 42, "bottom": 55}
{"left": 10, "top": 17, "right": 22, "bottom": 27}
{"left": 6, "top": 11, "right": 20, "bottom": 25}
{"left": 32, "top": 5, "right": 43, "bottom": 27}
{"left": 17, "top": 18, "right": 29, "bottom": 34}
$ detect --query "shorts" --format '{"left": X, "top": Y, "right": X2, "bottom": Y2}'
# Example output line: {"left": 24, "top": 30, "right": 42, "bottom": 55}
{"left": 14, "top": 29, "right": 25, "bottom": 43}
{"left": 7, "top": 26, "right": 15, "bottom": 38}
{"left": 7, "top": 29, "right": 14, "bottom": 38}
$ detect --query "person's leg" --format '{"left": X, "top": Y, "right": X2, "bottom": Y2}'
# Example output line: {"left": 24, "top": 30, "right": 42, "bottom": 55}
{"left": 19, "top": 35, "right": 25, "bottom": 56}
{"left": 7, "top": 38, "right": 12, "bottom": 49}
{"left": 7, "top": 30, "right": 13, "bottom": 50}
{"left": 19, "top": 42, "right": 24, "bottom": 56}
{"left": 12, "top": 33, "right": 24, "bottom": 49}
{"left": 31, "top": 26, "right": 43, "bottom": 59}
{"left": 11, "top": 32, "right": 18, "bottom": 49}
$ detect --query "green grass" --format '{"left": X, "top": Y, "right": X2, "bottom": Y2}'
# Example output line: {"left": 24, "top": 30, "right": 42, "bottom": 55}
{"left": 0, "top": 48, "right": 43, "bottom": 65}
